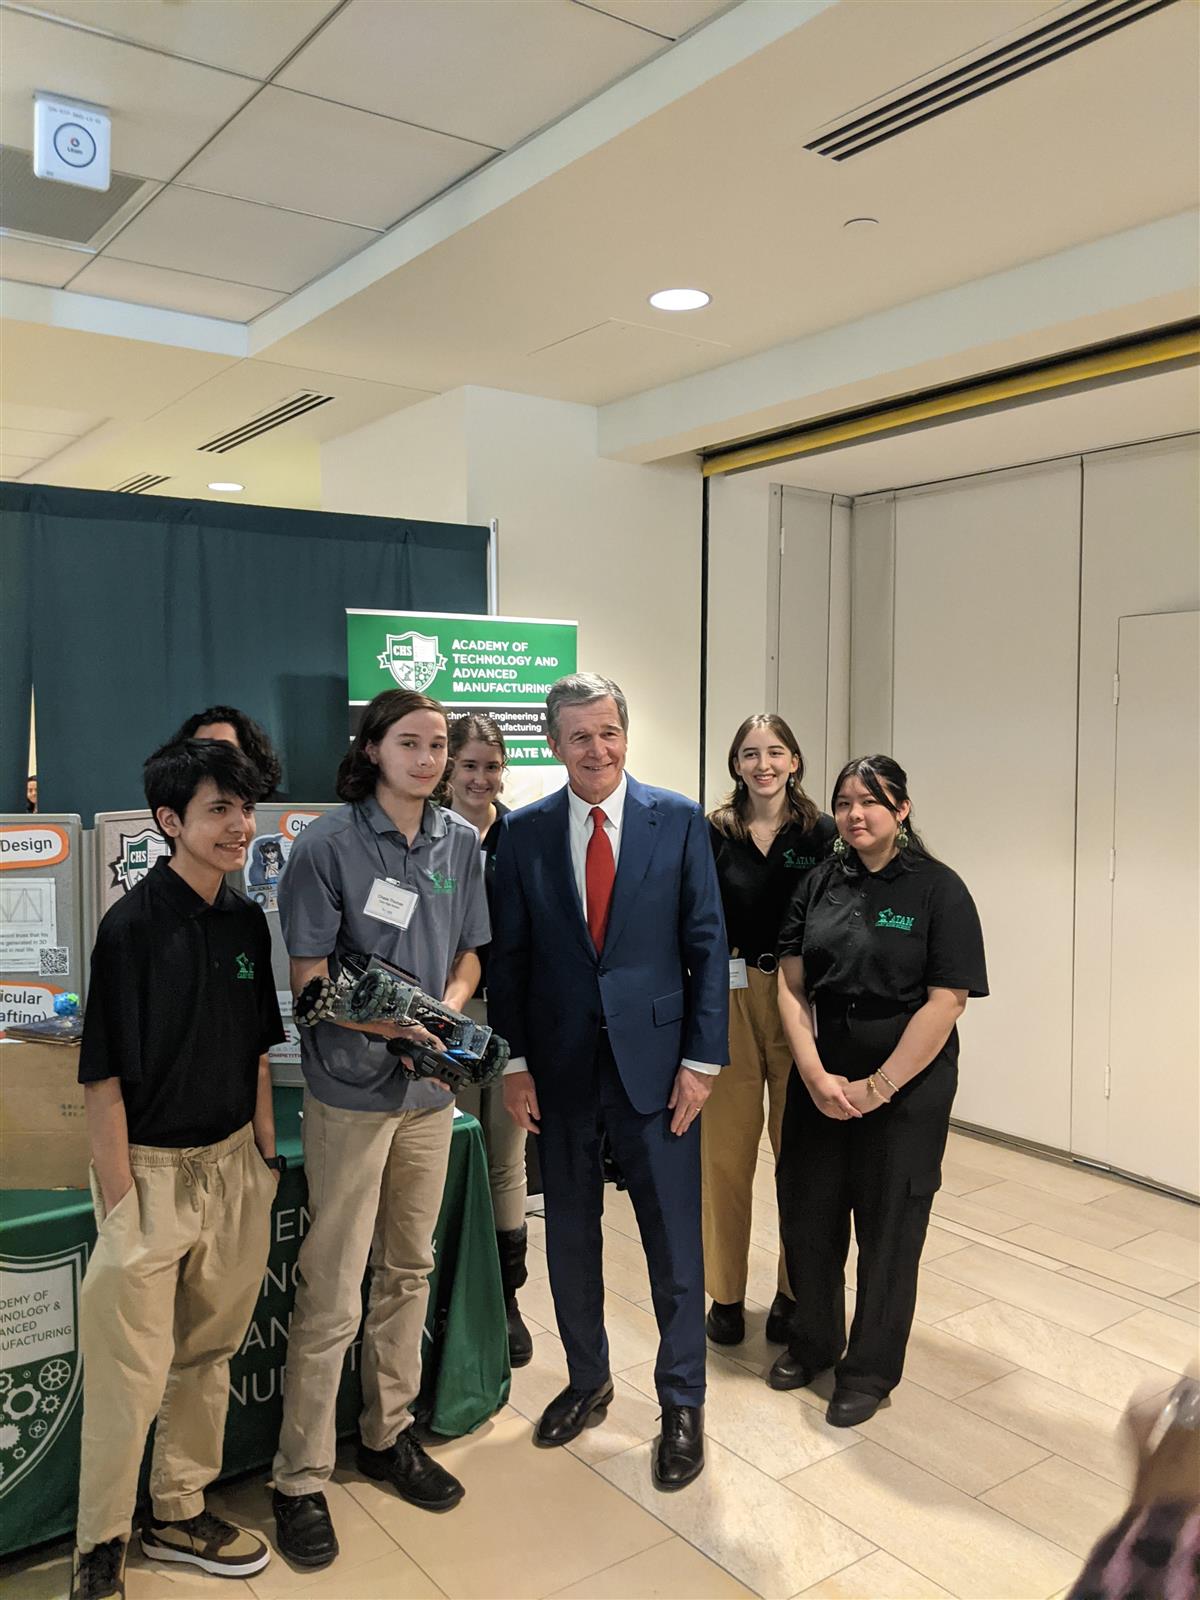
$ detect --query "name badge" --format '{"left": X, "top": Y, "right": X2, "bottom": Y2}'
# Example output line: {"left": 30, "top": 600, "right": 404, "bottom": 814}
{"left": 363, "top": 877, "right": 418, "bottom": 930}
{"left": 728, "top": 958, "right": 748, "bottom": 990}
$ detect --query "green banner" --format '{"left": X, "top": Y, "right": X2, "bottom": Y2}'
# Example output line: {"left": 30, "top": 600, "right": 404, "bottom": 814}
{"left": 347, "top": 610, "right": 577, "bottom": 767}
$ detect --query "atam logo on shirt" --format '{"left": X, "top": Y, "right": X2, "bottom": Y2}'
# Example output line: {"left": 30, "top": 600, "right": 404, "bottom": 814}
{"left": 782, "top": 849, "right": 816, "bottom": 869}
{"left": 875, "top": 908, "right": 915, "bottom": 932}
{"left": 425, "top": 869, "right": 457, "bottom": 894}
{"left": 235, "top": 953, "right": 255, "bottom": 980}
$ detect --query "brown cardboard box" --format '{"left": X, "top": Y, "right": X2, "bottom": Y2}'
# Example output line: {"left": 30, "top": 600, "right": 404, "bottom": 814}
{"left": 0, "top": 1040, "right": 90, "bottom": 1188}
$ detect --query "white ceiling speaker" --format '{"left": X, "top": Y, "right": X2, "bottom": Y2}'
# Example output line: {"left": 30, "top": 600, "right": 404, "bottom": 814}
{"left": 33, "top": 93, "right": 111, "bottom": 192}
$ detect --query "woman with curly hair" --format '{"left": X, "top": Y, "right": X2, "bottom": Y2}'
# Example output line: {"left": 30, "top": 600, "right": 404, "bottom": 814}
{"left": 169, "top": 705, "right": 283, "bottom": 800}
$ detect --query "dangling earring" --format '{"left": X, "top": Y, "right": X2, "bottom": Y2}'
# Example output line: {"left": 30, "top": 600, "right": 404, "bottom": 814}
{"left": 832, "top": 836, "right": 848, "bottom": 857}
{"left": 786, "top": 773, "right": 797, "bottom": 788}
{"left": 896, "top": 823, "right": 910, "bottom": 850}
{"left": 735, "top": 776, "right": 746, "bottom": 790}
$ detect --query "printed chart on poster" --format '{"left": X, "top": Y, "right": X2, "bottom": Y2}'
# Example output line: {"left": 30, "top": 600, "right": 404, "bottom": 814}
{"left": 0, "top": 818, "right": 84, "bottom": 1034}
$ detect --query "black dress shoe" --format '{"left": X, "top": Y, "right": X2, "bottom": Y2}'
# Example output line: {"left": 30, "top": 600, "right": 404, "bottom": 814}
{"left": 534, "top": 1379, "right": 614, "bottom": 1447}
{"left": 652, "top": 1405, "right": 704, "bottom": 1491}
{"left": 767, "top": 1350, "right": 814, "bottom": 1391}
{"left": 764, "top": 1292, "right": 796, "bottom": 1345}
{"left": 272, "top": 1490, "right": 339, "bottom": 1569}
{"left": 705, "top": 1300, "right": 745, "bottom": 1345}
{"left": 357, "top": 1430, "right": 465, "bottom": 1511}
{"left": 506, "top": 1300, "right": 534, "bottom": 1368}
{"left": 826, "top": 1388, "right": 885, "bottom": 1427}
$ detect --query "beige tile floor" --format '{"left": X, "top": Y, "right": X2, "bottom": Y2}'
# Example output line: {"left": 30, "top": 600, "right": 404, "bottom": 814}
{"left": 4, "top": 1127, "right": 1197, "bottom": 1600}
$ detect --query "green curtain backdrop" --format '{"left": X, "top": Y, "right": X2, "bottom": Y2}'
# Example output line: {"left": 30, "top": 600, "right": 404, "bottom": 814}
{"left": 0, "top": 484, "right": 489, "bottom": 819}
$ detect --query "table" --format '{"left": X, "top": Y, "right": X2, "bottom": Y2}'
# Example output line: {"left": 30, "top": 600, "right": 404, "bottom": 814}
{"left": 0, "top": 1092, "right": 509, "bottom": 1557}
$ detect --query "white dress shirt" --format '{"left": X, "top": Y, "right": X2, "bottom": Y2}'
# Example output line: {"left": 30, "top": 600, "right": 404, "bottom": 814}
{"left": 503, "top": 774, "right": 719, "bottom": 1076}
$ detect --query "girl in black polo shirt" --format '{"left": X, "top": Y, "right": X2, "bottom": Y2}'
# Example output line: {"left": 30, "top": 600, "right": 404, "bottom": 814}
{"left": 703, "top": 714, "right": 835, "bottom": 1349}
{"left": 770, "top": 755, "right": 987, "bottom": 1426}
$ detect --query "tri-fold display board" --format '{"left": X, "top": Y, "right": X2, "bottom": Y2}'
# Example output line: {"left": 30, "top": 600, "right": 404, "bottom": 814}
{"left": 0, "top": 805, "right": 332, "bottom": 1081}
{"left": 0, "top": 815, "right": 87, "bottom": 1033}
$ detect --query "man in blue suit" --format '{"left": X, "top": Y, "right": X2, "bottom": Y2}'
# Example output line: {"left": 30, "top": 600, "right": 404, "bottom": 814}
{"left": 489, "top": 673, "right": 728, "bottom": 1490}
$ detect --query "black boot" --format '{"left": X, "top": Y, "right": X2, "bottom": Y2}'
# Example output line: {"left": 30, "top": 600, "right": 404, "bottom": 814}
{"left": 496, "top": 1225, "right": 533, "bottom": 1368}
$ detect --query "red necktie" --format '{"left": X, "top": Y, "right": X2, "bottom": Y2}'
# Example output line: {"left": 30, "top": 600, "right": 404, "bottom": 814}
{"left": 585, "top": 806, "right": 615, "bottom": 952}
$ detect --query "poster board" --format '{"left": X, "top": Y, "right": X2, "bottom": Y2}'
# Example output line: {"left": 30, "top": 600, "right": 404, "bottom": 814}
{"left": 347, "top": 609, "right": 578, "bottom": 808}
{"left": 0, "top": 815, "right": 85, "bottom": 1035}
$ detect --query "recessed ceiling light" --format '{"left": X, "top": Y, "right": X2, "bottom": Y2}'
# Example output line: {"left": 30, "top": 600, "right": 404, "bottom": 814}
{"left": 649, "top": 287, "right": 711, "bottom": 311}
{"left": 843, "top": 216, "right": 879, "bottom": 229}
{"left": 207, "top": 481, "right": 244, "bottom": 493}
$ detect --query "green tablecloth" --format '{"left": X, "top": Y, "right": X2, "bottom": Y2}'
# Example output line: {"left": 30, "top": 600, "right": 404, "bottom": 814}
{"left": 0, "top": 1092, "right": 509, "bottom": 1557}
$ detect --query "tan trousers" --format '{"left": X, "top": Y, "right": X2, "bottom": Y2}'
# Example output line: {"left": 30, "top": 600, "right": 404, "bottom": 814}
{"left": 273, "top": 1094, "right": 453, "bottom": 1496}
{"left": 76, "top": 1125, "right": 274, "bottom": 1551}
{"left": 457, "top": 997, "right": 527, "bottom": 1232}
{"left": 701, "top": 967, "right": 793, "bottom": 1304}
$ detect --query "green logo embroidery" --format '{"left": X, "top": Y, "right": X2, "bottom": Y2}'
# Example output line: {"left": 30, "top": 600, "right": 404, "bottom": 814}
{"left": 426, "top": 868, "right": 457, "bottom": 894}
{"left": 782, "top": 849, "right": 816, "bottom": 870}
{"left": 875, "top": 908, "right": 915, "bottom": 932}
{"left": 235, "top": 952, "right": 255, "bottom": 979}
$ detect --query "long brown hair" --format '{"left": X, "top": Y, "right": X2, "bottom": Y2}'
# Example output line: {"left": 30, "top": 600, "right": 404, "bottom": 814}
{"left": 447, "top": 713, "right": 508, "bottom": 764}
{"left": 337, "top": 690, "right": 451, "bottom": 805}
{"left": 708, "top": 712, "right": 819, "bottom": 839}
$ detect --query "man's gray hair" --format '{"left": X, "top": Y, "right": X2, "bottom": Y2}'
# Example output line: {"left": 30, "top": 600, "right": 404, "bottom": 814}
{"left": 545, "top": 673, "right": 629, "bottom": 742}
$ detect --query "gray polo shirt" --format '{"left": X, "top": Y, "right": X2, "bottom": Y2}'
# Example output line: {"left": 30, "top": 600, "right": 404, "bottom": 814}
{"left": 278, "top": 796, "right": 490, "bottom": 1112}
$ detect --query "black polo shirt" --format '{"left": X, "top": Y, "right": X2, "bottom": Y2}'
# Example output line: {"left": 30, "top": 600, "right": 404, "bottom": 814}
{"left": 476, "top": 799, "right": 509, "bottom": 995}
{"left": 79, "top": 857, "right": 284, "bottom": 1147}
{"left": 709, "top": 815, "right": 836, "bottom": 961}
{"left": 777, "top": 852, "right": 988, "bottom": 1014}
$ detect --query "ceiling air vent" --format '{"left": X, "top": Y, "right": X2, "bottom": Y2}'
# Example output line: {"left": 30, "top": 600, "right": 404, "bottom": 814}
{"left": 198, "top": 391, "right": 335, "bottom": 453}
{"left": 805, "top": 0, "right": 1181, "bottom": 160}
{"left": 112, "top": 473, "right": 172, "bottom": 494}
{"left": 0, "top": 145, "right": 155, "bottom": 248}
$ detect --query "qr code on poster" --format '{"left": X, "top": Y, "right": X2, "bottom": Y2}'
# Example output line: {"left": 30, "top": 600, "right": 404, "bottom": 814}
{"left": 39, "top": 945, "right": 70, "bottom": 976}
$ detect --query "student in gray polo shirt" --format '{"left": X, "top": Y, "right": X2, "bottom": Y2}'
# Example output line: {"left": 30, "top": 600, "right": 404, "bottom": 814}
{"left": 271, "top": 689, "right": 489, "bottom": 1571}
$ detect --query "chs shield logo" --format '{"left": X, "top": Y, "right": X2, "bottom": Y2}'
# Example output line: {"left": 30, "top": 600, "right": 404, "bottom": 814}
{"left": 0, "top": 1242, "right": 88, "bottom": 1499}
{"left": 377, "top": 632, "right": 446, "bottom": 693}
{"left": 109, "top": 828, "right": 170, "bottom": 892}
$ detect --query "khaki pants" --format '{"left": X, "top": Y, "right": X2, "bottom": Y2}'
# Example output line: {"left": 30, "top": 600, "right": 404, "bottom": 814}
{"left": 76, "top": 1125, "right": 274, "bottom": 1551}
{"left": 701, "top": 967, "right": 793, "bottom": 1304}
{"left": 273, "top": 1094, "right": 453, "bottom": 1496}
{"left": 457, "top": 997, "right": 527, "bottom": 1232}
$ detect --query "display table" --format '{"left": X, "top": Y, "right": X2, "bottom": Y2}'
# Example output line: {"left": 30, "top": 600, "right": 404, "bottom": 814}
{"left": 0, "top": 1091, "right": 509, "bottom": 1557}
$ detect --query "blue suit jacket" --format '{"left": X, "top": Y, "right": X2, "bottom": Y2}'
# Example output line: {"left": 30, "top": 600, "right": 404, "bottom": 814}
{"left": 488, "top": 776, "right": 729, "bottom": 1115}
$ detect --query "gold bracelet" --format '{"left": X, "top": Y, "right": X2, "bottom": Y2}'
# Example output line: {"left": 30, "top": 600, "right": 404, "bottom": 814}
{"left": 866, "top": 1074, "right": 886, "bottom": 1102}
{"left": 877, "top": 1068, "right": 900, "bottom": 1097}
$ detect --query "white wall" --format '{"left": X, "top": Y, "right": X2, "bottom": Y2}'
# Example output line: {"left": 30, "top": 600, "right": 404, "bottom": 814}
{"left": 843, "top": 434, "right": 1199, "bottom": 1179}
{"left": 323, "top": 389, "right": 468, "bottom": 524}
{"left": 323, "top": 386, "right": 703, "bottom": 799}
{"left": 1071, "top": 437, "right": 1200, "bottom": 1167}
{"left": 704, "top": 474, "right": 774, "bottom": 806}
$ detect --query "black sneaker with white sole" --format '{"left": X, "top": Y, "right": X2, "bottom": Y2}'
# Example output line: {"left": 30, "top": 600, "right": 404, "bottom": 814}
{"left": 140, "top": 1510, "right": 270, "bottom": 1577}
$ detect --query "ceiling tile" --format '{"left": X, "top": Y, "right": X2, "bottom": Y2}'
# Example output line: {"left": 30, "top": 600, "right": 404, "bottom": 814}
{"left": 5, "top": 0, "right": 343, "bottom": 78}
{"left": 0, "top": 402, "right": 101, "bottom": 434}
{"left": 71, "top": 256, "right": 285, "bottom": 320}
{"left": 105, "top": 186, "right": 377, "bottom": 292}
{"left": 577, "top": 0, "right": 733, "bottom": 41}
{"left": 177, "top": 86, "right": 496, "bottom": 230}
{"left": 0, "top": 235, "right": 91, "bottom": 287}
{"left": 0, "top": 454, "right": 43, "bottom": 477}
{"left": 277, "top": 0, "right": 665, "bottom": 149}
{"left": 0, "top": 8, "right": 258, "bottom": 180}
{"left": 0, "top": 426, "right": 78, "bottom": 457}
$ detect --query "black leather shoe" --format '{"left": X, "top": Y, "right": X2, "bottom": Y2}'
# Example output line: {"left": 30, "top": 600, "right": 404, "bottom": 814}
{"left": 767, "top": 1350, "right": 814, "bottom": 1391}
{"left": 534, "top": 1379, "right": 614, "bottom": 1446}
{"left": 357, "top": 1430, "right": 465, "bottom": 1511}
{"left": 764, "top": 1291, "right": 796, "bottom": 1345}
{"left": 826, "top": 1389, "right": 885, "bottom": 1427}
{"left": 705, "top": 1300, "right": 745, "bottom": 1345}
{"left": 652, "top": 1405, "right": 704, "bottom": 1491}
{"left": 272, "top": 1490, "right": 339, "bottom": 1569}
{"left": 506, "top": 1300, "right": 534, "bottom": 1368}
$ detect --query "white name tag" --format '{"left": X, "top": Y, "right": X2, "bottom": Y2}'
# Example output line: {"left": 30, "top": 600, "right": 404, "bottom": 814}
{"left": 728, "top": 958, "right": 748, "bottom": 990}
{"left": 363, "top": 877, "right": 418, "bottom": 930}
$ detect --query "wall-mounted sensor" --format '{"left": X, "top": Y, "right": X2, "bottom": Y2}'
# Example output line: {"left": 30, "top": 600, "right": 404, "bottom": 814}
{"left": 33, "top": 93, "right": 111, "bottom": 191}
